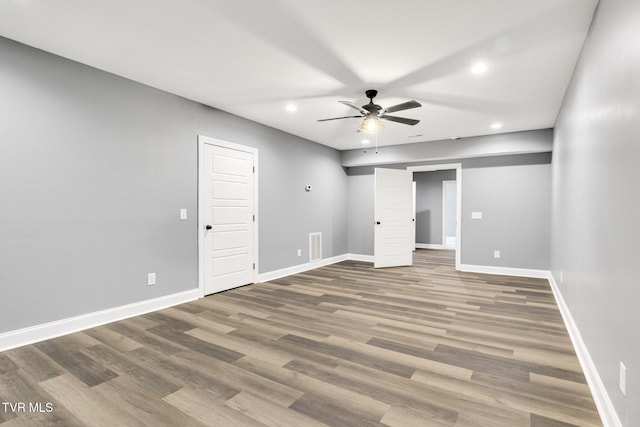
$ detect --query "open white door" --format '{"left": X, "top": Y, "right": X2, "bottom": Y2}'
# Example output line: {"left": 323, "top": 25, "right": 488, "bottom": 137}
{"left": 374, "top": 168, "right": 413, "bottom": 268}
{"left": 201, "top": 141, "right": 256, "bottom": 295}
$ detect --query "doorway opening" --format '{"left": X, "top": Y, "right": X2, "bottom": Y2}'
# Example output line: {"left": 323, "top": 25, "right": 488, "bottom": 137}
{"left": 408, "top": 164, "right": 462, "bottom": 270}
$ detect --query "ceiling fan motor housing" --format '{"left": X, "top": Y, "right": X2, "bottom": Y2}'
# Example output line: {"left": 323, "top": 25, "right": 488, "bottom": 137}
{"left": 363, "top": 89, "right": 382, "bottom": 114}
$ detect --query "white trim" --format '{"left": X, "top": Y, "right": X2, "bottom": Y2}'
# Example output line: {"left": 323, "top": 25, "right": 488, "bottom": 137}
{"left": 257, "top": 253, "right": 375, "bottom": 283}
{"left": 407, "top": 163, "right": 461, "bottom": 172}
{"left": 458, "top": 263, "right": 550, "bottom": 279}
{"left": 408, "top": 163, "right": 462, "bottom": 270}
{"left": 346, "top": 253, "right": 375, "bottom": 263}
{"left": 0, "top": 289, "right": 199, "bottom": 353}
{"left": 416, "top": 243, "right": 445, "bottom": 250}
{"left": 258, "top": 255, "right": 348, "bottom": 283}
{"left": 548, "top": 274, "right": 621, "bottom": 427}
{"left": 197, "top": 135, "right": 259, "bottom": 298}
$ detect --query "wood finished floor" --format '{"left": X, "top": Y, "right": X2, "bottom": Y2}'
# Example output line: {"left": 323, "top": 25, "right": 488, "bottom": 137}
{"left": 0, "top": 250, "right": 601, "bottom": 426}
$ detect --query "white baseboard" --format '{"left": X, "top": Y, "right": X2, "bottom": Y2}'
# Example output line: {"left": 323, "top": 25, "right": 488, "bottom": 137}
{"left": 0, "top": 289, "right": 200, "bottom": 353}
{"left": 458, "top": 263, "right": 550, "bottom": 279}
{"left": 416, "top": 243, "right": 445, "bottom": 250}
{"left": 257, "top": 253, "right": 375, "bottom": 283}
{"left": 257, "top": 254, "right": 349, "bottom": 283}
{"left": 345, "top": 253, "right": 374, "bottom": 263}
{"left": 547, "top": 274, "right": 621, "bottom": 427}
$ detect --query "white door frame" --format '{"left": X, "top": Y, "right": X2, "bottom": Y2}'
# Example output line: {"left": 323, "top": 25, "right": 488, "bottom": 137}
{"left": 412, "top": 181, "right": 416, "bottom": 252}
{"left": 407, "top": 163, "right": 461, "bottom": 270}
{"left": 197, "top": 135, "right": 259, "bottom": 297}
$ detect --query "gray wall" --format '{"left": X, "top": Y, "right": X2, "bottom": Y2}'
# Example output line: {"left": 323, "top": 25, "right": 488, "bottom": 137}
{"left": 444, "top": 181, "right": 457, "bottom": 239}
{"left": 347, "top": 174, "right": 374, "bottom": 256}
{"left": 0, "top": 37, "right": 347, "bottom": 334}
{"left": 346, "top": 152, "right": 551, "bottom": 272}
{"left": 552, "top": 0, "right": 640, "bottom": 424}
{"left": 463, "top": 154, "right": 550, "bottom": 270}
{"left": 414, "top": 170, "right": 456, "bottom": 245}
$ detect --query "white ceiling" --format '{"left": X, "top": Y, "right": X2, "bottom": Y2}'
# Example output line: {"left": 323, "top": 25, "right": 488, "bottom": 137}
{"left": 0, "top": 0, "right": 598, "bottom": 150}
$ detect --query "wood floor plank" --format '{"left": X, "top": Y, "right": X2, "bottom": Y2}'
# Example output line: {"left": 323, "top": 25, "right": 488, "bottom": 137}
{"left": 81, "top": 343, "right": 182, "bottom": 398}
{"left": 225, "top": 391, "right": 329, "bottom": 427}
{"left": 38, "top": 374, "right": 139, "bottom": 427}
{"left": 126, "top": 347, "right": 238, "bottom": 399}
{"left": 233, "top": 355, "right": 392, "bottom": 419}
{"left": 186, "top": 327, "right": 294, "bottom": 367}
{"left": 34, "top": 341, "right": 118, "bottom": 387}
{"left": 380, "top": 405, "right": 456, "bottom": 427}
{"left": 81, "top": 326, "right": 144, "bottom": 353}
{"left": 169, "top": 350, "right": 304, "bottom": 409}
{"left": 92, "top": 376, "right": 206, "bottom": 427}
{"left": 164, "top": 387, "right": 265, "bottom": 427}
{"left": 0, "top": 370, "right": 84, "bottom": 427}
{"left": 0, "top": 355, "right": 18, "bottom": 376}
{"left": 0, "top": 250, "right": 602, "bottom": 426}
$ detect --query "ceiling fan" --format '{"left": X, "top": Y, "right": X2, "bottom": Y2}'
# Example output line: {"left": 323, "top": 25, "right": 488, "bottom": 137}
{"left": 318, "top": 89, "right": 421, "bottom": 134}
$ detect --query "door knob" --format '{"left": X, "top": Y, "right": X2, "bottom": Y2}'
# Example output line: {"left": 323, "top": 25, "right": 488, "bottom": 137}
{"left": 205, "top": 225, "right": 212, "bottom": 230}
{"left": 376, "top": 221, "right": 381, "bottom": 225}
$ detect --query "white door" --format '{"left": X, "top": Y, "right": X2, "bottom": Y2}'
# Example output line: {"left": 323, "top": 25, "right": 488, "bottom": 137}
{"left": 374, "top": 168, "right": 413, "bottom": 268}
{"left": 203, "top": 143, "right": 255, "bottom": 295}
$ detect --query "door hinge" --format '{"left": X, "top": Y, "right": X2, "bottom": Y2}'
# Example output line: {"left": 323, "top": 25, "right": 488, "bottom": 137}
{"left": 253, "top": 214, "right": 255, "bottom": 222}
{"left": 252, "top": 263, "right": 256, "bottom": 270}
{"left": 253, "top": 166, "right": 255, "bottom": 173}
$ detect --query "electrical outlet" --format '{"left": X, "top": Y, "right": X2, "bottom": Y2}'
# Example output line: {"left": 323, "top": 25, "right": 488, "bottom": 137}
{"left": 620, "top": 362, "right": 627, "bottom": 396}
{"left": 297, "top": 249, "right": 302, "bottom": 257}
{"left": 147, "top": 272, "right": 156, "bottom": 286}
{"left": 493, "top": 250, "right": 501, "bottom": 259}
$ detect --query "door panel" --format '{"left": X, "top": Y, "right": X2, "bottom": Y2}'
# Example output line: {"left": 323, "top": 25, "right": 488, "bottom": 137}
{"left": 374, "top": 168, "right": 413, "bottom": 268}
{"left": 204, "top": 144, "right": 255, "bottom": 294}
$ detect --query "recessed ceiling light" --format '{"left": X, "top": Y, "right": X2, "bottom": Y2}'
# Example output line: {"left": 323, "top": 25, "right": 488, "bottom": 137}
{"left": 361, "top": 139, "right": 370, "bottom": 145}
{"left": 490, "top": 122, "right": 503, "bottom": 129}
{"left": 471, "top": 62, "right": 488, "bottom": 74}
{"left": 285, "top": 103, "right": 297, "bottom": 112}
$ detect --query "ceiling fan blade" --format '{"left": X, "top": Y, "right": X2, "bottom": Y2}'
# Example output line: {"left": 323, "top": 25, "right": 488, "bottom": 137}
{"left": 380, "top": 115, "right": 420, "bottom": 126}
{"left": 339, "top": 101, "right": 369, "bottom": 115}
{"left": 383, "top": 100, "right": 421, "bottom": 114}
{"left": 317, "top": 115, "right": 363, "bottom": 122}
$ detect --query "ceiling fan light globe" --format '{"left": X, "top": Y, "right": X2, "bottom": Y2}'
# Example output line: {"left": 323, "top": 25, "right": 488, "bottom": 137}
{"left": 359, "top": 116, "right": 384, "bottom": 134}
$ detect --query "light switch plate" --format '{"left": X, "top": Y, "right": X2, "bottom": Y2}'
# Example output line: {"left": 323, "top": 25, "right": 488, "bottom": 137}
{"left": 471, "top": 211, "right": 483, "bottom": 220}
{"left": 180, "top": 209, "right": 188, "bottom": 220}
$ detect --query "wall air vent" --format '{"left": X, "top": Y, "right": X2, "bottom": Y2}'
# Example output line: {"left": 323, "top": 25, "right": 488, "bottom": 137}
{"left": 309, "top": 232, "right": 322, "bottom": 263}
